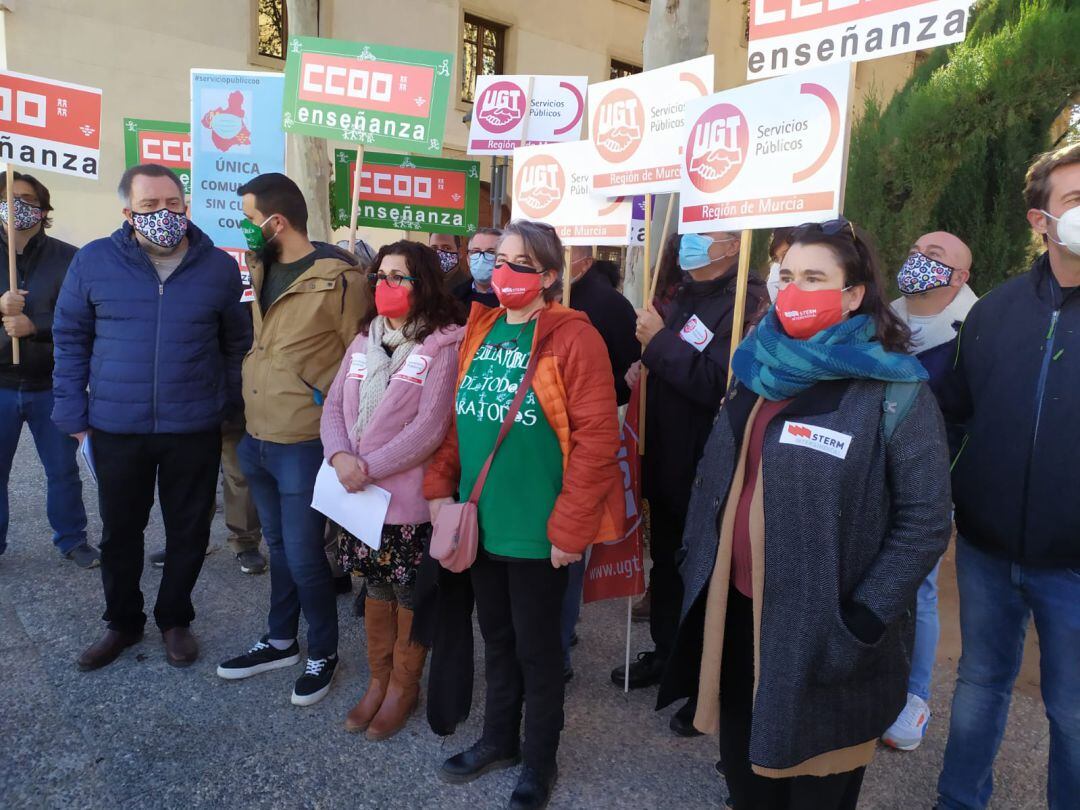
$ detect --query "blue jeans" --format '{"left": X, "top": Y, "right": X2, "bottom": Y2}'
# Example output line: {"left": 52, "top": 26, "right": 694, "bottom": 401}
{"left": 0, "top": 387, "right": 86, "bottom": 555}
{"left": 908, "top": 560, "right": 942, "bottom": 701}
{"left": 938, "top": 537, "right": 1080, "bottom": 809}
{"left": 560, "top": 556, "right": 588, "bottom": 669}
{"left": 238, "top": 435, "right": 337, "bottom": 658}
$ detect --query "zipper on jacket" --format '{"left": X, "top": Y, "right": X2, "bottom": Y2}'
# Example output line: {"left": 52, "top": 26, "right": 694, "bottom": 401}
{"left": 153, "top": 282, "right": 164, "bottom": 432}
{"left": 1018, "top": 308, "right": 1060, "bottom": 562}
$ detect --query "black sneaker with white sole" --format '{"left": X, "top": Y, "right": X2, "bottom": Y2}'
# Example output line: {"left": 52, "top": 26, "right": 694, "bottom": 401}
{"left": 216, "top": 636, "right": 300, "bottom": 680}
{"left": 291, "top": 654, "right": 339, "bottom": 706}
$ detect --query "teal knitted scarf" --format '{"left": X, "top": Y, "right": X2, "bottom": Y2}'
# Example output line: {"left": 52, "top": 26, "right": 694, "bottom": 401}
{"left": 731, "top": 310, "right": 927, "bottom": 401}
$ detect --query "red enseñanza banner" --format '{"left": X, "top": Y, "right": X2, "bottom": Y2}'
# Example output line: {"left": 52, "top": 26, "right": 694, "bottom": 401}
{"left": 747, "top": 0, "right": 972, "bottom": 79}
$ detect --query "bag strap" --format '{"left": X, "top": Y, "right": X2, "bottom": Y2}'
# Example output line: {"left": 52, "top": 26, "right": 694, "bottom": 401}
{"left": 882, "top": 381, "right": 920, "bottom": 443}
{"left": 466, "top": 330, "right": 546, "bottom": 505}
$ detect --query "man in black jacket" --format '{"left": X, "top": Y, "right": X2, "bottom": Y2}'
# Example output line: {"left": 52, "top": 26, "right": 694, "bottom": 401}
{"left": 937, "top": 142, "right": 1080, "bottom": 810}
{"left": 0, "top": 171, "right": 94, "bottom": 567}
{"left": 610, "top": 229, "right": 767, "bottom": 727}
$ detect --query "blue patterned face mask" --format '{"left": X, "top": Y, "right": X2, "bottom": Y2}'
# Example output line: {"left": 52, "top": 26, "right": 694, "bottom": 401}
{"left": 897, "top": 252, "right": 953, "bottom": 295}
{"left": 130, "top": 208, "right": 188, "bottom": 249}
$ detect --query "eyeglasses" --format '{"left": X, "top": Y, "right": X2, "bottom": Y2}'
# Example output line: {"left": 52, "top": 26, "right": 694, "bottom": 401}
{"left": 483, "top": 316, "right": 537, "bottom": 351}
{"left": 792, "top": 217, "right": 858, "bottom": 244}
{"left": 368, "top": 272, "right": 417, "bottom": 288}
{"left": 468, "top": 249, "right": 496, "bottom": 259}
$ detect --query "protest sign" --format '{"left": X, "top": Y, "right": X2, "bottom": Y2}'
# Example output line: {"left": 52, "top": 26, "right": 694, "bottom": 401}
{"left": 747, "top": 0, "right": 971, "bottom": 79}
{"left": 588, "top": 56, "right": 713, "bottom": 196}
{"left": 585, "top": 381, "right": 646, "bottom": 604}
{"left": 511, "top": 141, "right": 633, "bottom": 246}
{"left": 467, "top": 74, "right": 587, "bottom": 155}
{"left": 331, "top": 149, "right": 480, "bottom": 236}
{"left": 468, "top": 75, "right": 532, "bottom": 155}
{"left": 123, "top": 118, "right": 191, "bottom": 195}
{"left": 630, "top": 195, "right": 647, "bottom": 245}
{"left": 678, "top": 62, "right": 854, "bottom": 233}
{"left": 281, "top": 35, "right": 452, "bottom": 156}
{"left": 0, "top": 70, "right": 101, "bottom": 179}
{"left": 190, "top": 69, "right": 285, "bottom": 299}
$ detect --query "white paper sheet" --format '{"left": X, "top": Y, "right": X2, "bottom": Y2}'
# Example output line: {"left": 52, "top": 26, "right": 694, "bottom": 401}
{"left": 80, "top": 436, "right": 97, "bottom": 484}
{"left": 311, "top": 462, "right": 390, "bottom": 551}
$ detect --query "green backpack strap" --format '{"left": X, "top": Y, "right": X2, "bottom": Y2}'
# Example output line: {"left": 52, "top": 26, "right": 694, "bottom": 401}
{"left": 882, "top": 381, "right": 920, "bottom": 443}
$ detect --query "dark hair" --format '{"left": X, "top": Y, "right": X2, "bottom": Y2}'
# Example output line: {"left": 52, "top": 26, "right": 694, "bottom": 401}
{"left": 237, "top": 173, "right": 308, "bottom": 233}
{"left": 1024, "top": 141, "right": 1080, "bottom": 212}
{"left": 429, "top": 232, "right": 462, "bottom": 248}
{"left": 768, "top": 227, "right": 794, "bottom": 261}
{"left": 789, "top": 222, "right": 912, "bottom": 353}
{"left": 471, "top": 227, "right": 503, "bottom": 239}
{"left": 498, "top": 220, "right": 564, "bottom": 303}
{"left": 592, "top": 259, "right": 621, "bottom": 289}
{"left": 653, "top": 232, "right": 684, "bottom": 305}
{"left": 358, "top": 241, "right": 465, "bottom": 341}
{"left": 118, "top": 163, "right": 184, "bottom": 204}
{"left": 0, "top": 171, "right": 53, "bottom": 228}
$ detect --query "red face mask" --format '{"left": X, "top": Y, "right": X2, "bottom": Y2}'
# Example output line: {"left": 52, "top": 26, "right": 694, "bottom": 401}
{"left": 375, "top": 282, "right": 412, "bottom": 319}
{"left": 775, "top": 284, "right": 846, "bottom": 340}
{"left": 492, "top": 261, "right": 545, "bottom": 310}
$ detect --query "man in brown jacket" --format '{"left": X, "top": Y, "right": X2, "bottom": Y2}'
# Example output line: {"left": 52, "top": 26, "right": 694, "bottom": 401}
{"left": 216, "top": 173, "right": 369, "bottom": 707}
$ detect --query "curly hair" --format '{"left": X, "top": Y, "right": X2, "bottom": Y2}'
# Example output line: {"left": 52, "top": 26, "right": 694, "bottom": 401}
{"left": 358, "top": 241, "right": 465, "bottom": 341}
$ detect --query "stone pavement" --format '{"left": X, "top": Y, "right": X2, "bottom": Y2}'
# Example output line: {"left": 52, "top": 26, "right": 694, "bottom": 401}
{"left": 0, "top": 433, "right": 1050, "bottom": 809}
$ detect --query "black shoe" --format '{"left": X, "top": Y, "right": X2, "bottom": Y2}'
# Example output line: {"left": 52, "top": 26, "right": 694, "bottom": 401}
{"left": 670, "top": 698, "right": 703, "bottom": 737}
{"left": 563, "top": 664, "right": 574, "bottom": 684}
{"left": 715, "top": 759, "right": 725, "bottom": 777}
{"left": 291, "top": 653, "right": 339, "bottom": 706}
{"left": 149, "top": 548, "right": 166, "bottom": 568}
{"left": 440, "top": 740, "right": 521, "bottom": 785}
{"left": 334, "top": 573, "right": 353, "bottom": 595}
{"left": 610, "top": 651, "right": 665, "bottom": 689}
{"left": 66, "top": 542, "right": 100, "bottom": 569}
{"left": 509, "top": 766, "right": 558, "bottom": 810}
{"left": 236, "top": 549, "right": 266, "bottom": 575}
{"left": 217, "top": 635, "right": 300, "bottom": 680}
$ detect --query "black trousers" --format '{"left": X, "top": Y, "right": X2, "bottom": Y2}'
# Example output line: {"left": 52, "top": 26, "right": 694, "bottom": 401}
{"left": 649, "top": 501, "right": 686, "bottom": 661}
{"left": 719, "top": 589, "right": 865, "bottom": 810}
{"left": 95, "top": 429, "right": 221, "bottom": 633}
{"left": 471, "top": 551, "right": 569, "bottom": 775}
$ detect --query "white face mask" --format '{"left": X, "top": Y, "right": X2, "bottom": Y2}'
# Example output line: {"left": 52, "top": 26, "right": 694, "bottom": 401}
{"left": 766, "top": 261, "right": 782, "bottom": 303}
{"left": 1041, "top": 208, "right": 1080, "bottom": 257}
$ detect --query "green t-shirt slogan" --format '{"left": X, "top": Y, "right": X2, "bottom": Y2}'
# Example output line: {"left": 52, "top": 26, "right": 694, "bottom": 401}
{"left": 456, "top": 317, "right": 563, "bottom": 560}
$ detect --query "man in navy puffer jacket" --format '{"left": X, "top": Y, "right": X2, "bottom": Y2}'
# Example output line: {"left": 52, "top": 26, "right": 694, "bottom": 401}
{"left": 52, "top": 164, "right": 251, "bottom": 672}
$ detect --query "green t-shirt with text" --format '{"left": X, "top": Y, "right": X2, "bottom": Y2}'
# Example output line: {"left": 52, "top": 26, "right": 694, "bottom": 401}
{"left": 455, "top": 316, "right": 563, "bottom": 560}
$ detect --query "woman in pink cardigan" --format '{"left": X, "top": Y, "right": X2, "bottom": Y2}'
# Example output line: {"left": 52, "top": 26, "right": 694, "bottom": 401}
{"left": 321, "top": 240, "right": 464, "bottom": 741}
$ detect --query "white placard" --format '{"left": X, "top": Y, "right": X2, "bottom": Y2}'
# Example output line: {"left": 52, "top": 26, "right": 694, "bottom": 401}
{"left": 468, "top": 74, "right": 588, "bottom": 156}
{"left": 511, "top": 140, "right": 633, "bottom": 247}
{"left": 678, "top": 62, "right": 854, "bottom": 234}
{"left": 311, "top": 463, "right": 391, "bottom": 551}
{"left": 587, "top": 56, "right": 714, "bottom": 196}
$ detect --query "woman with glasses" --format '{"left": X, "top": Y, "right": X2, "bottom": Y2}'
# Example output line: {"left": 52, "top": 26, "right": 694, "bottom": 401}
{"left": 423, "top": 220, "right": 623, "bottom": 810}
{"left": 320, "top": 240, "right": 464, "bottom": 741}
{"left": 658, "top": 219, "right": 953, "bottom": 810}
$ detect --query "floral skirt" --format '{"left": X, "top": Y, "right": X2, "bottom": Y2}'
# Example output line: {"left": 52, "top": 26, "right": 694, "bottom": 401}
{"left": 338, "top": 522, "right": 430, "bottom": 588}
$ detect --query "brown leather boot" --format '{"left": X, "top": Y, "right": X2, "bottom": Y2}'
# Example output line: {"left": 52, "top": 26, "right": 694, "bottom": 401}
{"left": 367, "top": 606, "right": 427, "bottom": 741}
{"left": 345, "top": 599, "right": 397, "bottom": 733}
{"left": 163, "top": 627, "right": 199, "bottom": 667}
{"left": 77, "top": 629, "right": 143, "bottom": 671}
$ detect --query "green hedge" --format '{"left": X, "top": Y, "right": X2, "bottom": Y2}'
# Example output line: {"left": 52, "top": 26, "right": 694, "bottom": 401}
{"left": 845, "top": 0, "right": 1080, "bottom": 295}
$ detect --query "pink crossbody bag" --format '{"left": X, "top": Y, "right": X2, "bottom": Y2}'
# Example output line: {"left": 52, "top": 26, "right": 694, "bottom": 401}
{"left": 429, "top": 343, "right": 542, "bottom": 573}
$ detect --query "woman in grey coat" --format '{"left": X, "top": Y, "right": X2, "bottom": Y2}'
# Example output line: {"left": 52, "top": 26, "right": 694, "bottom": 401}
{"left": 658, "top": 219, "right": 953, "bottom": 810}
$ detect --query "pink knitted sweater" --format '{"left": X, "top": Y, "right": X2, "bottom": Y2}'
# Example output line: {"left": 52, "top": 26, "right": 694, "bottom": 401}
{"left": 320, "top": 323, "right": 464, "bottom": 525}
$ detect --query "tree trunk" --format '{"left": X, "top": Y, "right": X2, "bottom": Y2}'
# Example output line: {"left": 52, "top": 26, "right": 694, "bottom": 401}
{"left": 285, "top": 0, "right": 332, "bottom": 242}
{"left": 624, "top": 0, "right": 710, "bottom": 307}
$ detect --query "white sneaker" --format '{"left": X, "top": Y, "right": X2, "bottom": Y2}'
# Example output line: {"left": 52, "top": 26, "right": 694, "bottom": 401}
{"left": 882, "top": 692, "right": 931, "bottom": 751}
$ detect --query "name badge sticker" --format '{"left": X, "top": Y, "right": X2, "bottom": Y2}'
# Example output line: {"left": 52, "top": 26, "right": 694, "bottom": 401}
{"left": 346, "top": 352, "right": 367, "bottom": 381}
{"left": 778, "top": 421, "right": 853, "bottom": 460}
{"left": 391, "top": 353, "right": 432, "bottom": 386}
{"left": 679, "top": 314, "right": 714, "bottom": 352}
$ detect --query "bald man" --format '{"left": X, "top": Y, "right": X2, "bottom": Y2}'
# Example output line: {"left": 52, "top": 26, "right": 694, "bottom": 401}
{"left": 882, "top": 229, "right": 978, "bottom": 753}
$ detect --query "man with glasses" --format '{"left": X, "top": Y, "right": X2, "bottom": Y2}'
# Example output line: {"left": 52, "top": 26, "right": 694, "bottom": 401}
{"left": 453, "top": 227, "right": 501, "bottom": 309}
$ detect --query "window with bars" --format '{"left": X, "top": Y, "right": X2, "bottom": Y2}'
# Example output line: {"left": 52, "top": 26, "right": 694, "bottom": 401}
{"left": 461, "top": 14, "right": 507, "bottom": 103}
{"left": 610, "top": 59, "right": 642, "bottom": 81}
{"left": 255, "top": 0, "right": 288, "bottom": 61}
